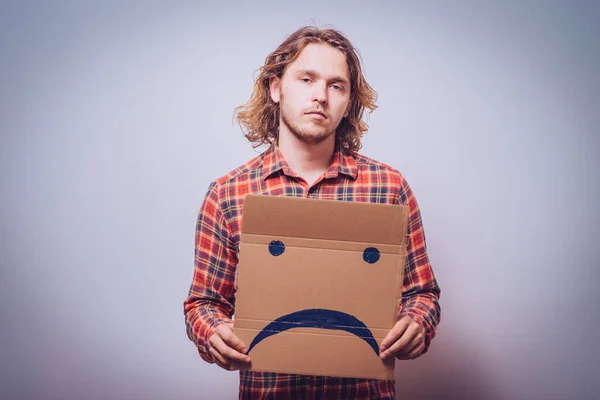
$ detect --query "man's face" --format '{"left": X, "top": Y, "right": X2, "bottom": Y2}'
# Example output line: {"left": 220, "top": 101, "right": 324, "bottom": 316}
{"left": 270, "top": 43, "right": 351, "bottom": 145}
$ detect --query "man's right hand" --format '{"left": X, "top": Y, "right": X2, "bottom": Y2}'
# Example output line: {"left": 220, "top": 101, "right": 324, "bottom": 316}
{"left": 208, "top": 322, "right": 252, "bottom": 371}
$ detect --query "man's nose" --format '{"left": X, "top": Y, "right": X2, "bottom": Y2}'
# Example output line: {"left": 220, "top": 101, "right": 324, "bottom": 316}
{"left": 312, "top": 82, "right": 327, "bottom": 105}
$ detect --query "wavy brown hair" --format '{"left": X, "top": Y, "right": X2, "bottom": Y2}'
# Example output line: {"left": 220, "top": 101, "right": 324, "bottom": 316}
{"left": 234, "top": 26, "right": 378, "bottom": 153}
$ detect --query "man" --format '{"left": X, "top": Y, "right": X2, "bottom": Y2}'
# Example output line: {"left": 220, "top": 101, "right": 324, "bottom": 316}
{"left": 184, "top": 26, "right": 441, "bottom": 399}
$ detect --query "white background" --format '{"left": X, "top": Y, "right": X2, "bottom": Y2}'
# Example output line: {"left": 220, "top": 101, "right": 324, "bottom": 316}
{"left": 1, "top": 1, "right": 598, "bottom": 399}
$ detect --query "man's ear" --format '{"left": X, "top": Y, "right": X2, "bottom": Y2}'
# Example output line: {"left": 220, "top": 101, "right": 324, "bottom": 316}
{"left": 269, "top": 77, "right": 281, "bottom": 104}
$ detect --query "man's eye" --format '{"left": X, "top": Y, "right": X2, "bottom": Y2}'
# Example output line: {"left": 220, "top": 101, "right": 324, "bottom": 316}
{"left": 331, "top": 84, "right": 343, "bottom": 91}
{"left": 301, "top": 78, "right": 311, "bottom": 83}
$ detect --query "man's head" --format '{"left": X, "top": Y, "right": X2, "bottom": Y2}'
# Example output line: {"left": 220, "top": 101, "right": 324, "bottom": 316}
{"left": 235, "top": 26, "right": 377, "bottom": 153}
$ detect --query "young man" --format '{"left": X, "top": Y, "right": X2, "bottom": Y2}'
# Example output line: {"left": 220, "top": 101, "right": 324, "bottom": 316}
{"left": 184, "top": 26, "right": 441, "bottom": 399}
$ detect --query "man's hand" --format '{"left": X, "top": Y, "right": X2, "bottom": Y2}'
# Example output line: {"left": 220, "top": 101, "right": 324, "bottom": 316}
{"left": 208, "top": 322, "right": 252, "bottom": 371}
{"left": 379, "top": 315, "right": 425, "bottom": 360}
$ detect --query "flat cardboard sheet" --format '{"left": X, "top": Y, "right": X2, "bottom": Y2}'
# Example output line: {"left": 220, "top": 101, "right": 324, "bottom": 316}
{"left": 233, "top": 194, "right": 409, "bottom": 380}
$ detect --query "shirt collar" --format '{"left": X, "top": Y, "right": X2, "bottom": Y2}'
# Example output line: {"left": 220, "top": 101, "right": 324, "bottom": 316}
{"left": 261, "top": 143, "right": 358, "bottom": 181}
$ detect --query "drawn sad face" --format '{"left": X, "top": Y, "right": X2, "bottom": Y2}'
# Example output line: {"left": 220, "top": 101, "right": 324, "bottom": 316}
{"left": 245, "top": 240, "right": 384, "bottom": 356}
{"left": 232, "top": 195, "right": 408, "bottom": 378}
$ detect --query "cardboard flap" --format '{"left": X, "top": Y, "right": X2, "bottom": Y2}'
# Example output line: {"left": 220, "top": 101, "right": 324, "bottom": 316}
{"left": 241, "top": 194, "right": 409, "bottom": 246}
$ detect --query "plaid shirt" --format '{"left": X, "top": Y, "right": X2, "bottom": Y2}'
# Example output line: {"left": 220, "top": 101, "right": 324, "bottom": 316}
{"left": 184, "top": 144, "right": 441, "bottom": 399}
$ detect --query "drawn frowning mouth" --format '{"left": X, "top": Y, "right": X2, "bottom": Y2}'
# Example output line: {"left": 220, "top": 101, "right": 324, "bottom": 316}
{"left": 247, "top": 308, "right": 380, "bottom": 356}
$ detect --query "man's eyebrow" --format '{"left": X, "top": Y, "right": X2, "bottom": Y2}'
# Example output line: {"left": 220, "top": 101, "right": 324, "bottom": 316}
{"left": 296, "top": 69, "right": 349, "bottom": 85}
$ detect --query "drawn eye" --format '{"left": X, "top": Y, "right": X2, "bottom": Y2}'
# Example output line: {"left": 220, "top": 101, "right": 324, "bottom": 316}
{"left": 362, "top": 247, "right": 380, "bottom": 264}
{"left": 269, "top": 240, "right": 286, "bottom": 256}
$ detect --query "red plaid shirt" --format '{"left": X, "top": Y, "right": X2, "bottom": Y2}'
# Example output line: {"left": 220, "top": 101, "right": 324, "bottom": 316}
{"left": 184, "top": 144, "right": 441, "bottom": 399}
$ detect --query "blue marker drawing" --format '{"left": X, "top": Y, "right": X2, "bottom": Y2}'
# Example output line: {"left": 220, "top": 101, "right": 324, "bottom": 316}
{"left": 363, "top": 247, "right": 380, "bottom": 264}
{"left": 248, "top": 308, "right": 380, "bottom": 356}
{"left": 268, "top": 240, "right": 286, "bottom": 256}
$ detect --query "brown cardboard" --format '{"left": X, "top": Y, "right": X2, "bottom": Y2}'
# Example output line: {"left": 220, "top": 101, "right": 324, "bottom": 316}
{"left": 233, "top": 194, "right": 409, "bottom": 380}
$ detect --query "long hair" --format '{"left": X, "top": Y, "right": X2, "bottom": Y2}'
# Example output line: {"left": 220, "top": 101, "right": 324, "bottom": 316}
{"left": 234, "top": 26, "right": 378, "bottom": 153}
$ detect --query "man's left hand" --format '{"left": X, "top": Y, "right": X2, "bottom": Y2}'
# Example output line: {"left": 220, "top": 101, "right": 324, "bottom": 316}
{"left": 379, "top": 315, "right": 425, "bottom": 360}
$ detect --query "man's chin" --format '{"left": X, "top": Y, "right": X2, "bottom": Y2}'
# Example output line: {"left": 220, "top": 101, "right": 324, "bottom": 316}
{"left": 294, "top": 130, "right": 334, "bottom": 145}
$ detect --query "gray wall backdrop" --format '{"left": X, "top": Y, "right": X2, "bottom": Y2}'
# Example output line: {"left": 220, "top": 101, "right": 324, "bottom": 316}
{"left": 1, "top": 1, "right": 598, "bottom": 399}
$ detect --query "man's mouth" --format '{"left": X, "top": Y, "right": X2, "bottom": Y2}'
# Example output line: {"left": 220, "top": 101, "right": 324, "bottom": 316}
{"left": 306, "top": 110, "right": 327, "bottom": 119}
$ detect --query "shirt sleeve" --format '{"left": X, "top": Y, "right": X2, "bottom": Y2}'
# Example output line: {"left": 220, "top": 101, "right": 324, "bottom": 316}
{"left": 397, "top": 177, "right": 441, "bottom": 354}
{"left": 183, "top": 181, "right": 237, "bottom": 363}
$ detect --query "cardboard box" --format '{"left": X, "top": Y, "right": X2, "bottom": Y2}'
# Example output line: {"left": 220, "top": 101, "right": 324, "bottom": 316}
{"left": 233, "top": 194, "right": 409, "bottom": 380}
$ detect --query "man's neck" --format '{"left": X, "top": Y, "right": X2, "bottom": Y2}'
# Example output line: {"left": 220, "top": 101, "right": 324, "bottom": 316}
{"left": 278, "top": 131, "right": 336, "bottom": 187}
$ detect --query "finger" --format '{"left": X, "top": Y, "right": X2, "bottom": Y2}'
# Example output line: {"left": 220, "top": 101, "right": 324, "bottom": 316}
{"left": 230, "top": 359, "right": 252, "bottom": 372}
{"left": 407, "top": 341, "right": 425, "bottom": 359}
{"left": 381, "top": 323, "right": 417, "bottom": 358}
{"left": 395, "top": 338, "right": 421, "bottom": 359}
{"left": 209, "top": 345, "right": 231, "bottom": 370}
{"left": 379, "top": 318, "right": 410, "bottom": 352}
{"left": 395, "top": 338, "right": 424, "bottom": 360}
{"left": 216, "top": 358, "right": 236, "bottom": 371}
{"left": 220, "top": 342, "right": 252, "bottom": 364}
{"left": 394, "top": 322, "right": 422, "bottom": 352}
{"left": 397, "top": 341, "right": 425, "bottom": 360}
{"left": 213, "top": 348, "right": 246, "bottom": 372}
{"left": 212, "top": 332, "right": 251, "bottom": 364}
{"left": 381, "top": 324, "right": 420, "bottom": 359}
{"left": 218, "top": 325, "right": 249, "bottom": 355}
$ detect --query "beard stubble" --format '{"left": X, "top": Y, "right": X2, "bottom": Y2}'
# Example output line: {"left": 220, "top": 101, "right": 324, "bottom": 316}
{"left": 279, "top": 92, "right": 336, "bottom": 146}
